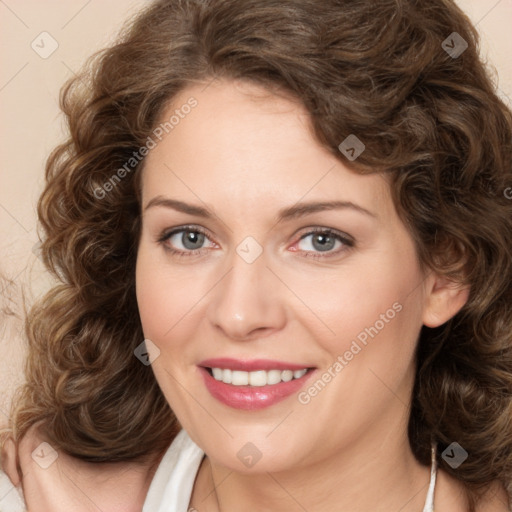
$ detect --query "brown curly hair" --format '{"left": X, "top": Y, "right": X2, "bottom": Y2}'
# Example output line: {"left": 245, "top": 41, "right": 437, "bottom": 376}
{"left": 4, "top": 0, "right": 512, "bottom": 509}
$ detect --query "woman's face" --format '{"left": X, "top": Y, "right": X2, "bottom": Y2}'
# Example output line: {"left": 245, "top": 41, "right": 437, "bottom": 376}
{"left": 136, "top": 78, "right": 439, "bottom": 473}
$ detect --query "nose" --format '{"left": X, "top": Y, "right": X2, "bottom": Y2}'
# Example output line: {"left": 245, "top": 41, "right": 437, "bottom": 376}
{"left": 206, "top": 249, "right": 287, "bottom": 341}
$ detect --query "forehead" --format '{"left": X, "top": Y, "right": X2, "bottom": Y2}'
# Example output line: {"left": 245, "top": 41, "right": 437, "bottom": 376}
{"left": 141, "top": 79, "right": 392, "bottom": 218}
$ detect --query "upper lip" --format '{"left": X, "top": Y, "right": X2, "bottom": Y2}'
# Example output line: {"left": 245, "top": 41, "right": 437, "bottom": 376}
{"left": 198, "top": 358, "right": 314, "bottom": 371}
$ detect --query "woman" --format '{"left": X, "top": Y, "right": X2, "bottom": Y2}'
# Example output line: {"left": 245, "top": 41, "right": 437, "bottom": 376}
{"left": 1, "top": 0, "right": 511, "bottom": 510}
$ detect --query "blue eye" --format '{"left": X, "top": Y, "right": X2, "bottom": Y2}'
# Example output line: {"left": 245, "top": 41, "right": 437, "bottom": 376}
{"left": 157, "top": 226, "right": 215, "bottom": 257}
{"left": 295, "top": 228, "right": 354, "bottom": 259}
{"left": 157, "top": 225, "right": 354, "bottom": 259}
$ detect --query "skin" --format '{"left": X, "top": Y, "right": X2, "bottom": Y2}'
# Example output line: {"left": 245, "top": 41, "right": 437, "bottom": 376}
{"left": 1, "top": 422, "right": 161, "bottom": 511}
{"left": 1, "top": 78, "right": 508, "bottom": 511}
{"left": 134, "top": 78, "right": 484, "bottom": 511}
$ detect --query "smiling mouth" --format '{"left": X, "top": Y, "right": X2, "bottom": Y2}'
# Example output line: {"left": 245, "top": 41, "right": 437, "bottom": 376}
{"left": 198, "top": 361, "right": 317, "bottom": 410}
{"left": 205, "top": 367, "right": 313, "bottom": 386}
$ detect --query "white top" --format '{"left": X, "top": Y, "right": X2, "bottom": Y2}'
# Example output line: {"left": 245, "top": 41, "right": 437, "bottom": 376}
{"left": 0, "top": 429, "right": 437, "bottom": 511}
{"left": 0, "top": 469, "right": 25, "bottom": 512}
{"left": 142, "top": 429, "right": 205, "bottom": 511}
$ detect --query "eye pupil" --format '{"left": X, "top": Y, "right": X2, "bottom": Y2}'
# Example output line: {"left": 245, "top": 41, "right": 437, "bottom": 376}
{"left": 182, "top": 231, "right": 204, "bottom": 250}
{"left": 313, "top": 233, "right": 335, "bottom": 252}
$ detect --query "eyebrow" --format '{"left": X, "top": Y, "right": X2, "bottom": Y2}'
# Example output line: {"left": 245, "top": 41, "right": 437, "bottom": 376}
{"left": 143, "top": 196, "right": 377, "bottom": 221}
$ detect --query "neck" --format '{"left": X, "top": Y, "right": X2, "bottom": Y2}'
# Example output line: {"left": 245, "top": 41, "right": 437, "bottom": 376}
{"left": 192, "top": 415, "right": 431, "bottom": 512}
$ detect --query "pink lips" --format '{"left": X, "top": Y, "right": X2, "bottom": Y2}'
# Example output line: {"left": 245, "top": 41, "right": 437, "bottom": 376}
{"left": 198, "top": 358, "right": 315, "bottom": 410}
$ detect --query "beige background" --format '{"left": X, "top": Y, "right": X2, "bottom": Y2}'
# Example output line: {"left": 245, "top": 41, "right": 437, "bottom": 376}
{"left": 1, "top": 0, "right": 511, "bottom": 430}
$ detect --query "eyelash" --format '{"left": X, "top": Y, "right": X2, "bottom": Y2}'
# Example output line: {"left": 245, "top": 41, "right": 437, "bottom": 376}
{"left": 156, "top": 225, "right": 355, "bottom": 260}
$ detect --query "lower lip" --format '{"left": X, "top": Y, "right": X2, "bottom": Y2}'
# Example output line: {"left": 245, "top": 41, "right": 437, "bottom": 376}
{"left": 199, "top": 367, "right": 315, "bottom": 410}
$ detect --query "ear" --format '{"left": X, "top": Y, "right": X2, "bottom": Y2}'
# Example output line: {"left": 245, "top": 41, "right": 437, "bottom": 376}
{"left": 422, "top": 273, "right": 470, "bottom": 328}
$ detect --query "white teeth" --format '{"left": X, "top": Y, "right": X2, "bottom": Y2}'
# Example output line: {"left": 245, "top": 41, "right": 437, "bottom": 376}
{"left": 267, "top": 369, "right": 282, "bottom": 385}
{"left": 248, "top": 370, "right": 267, "bottom": 387}
{"left": 210, "top": 367, "right": 309, "bottom": 386}
{"left": 281, "top": 370, "right": 294, "bottom": 382}
{"left": 231, "top": 370, "right": 249, "bottom": 385}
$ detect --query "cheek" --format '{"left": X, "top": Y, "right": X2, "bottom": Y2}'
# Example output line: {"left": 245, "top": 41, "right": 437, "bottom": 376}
{"left": 136, "top": 251, "right": 162, "bottom": 339}
{"left": 294, "top": 261, "right": 424, "bottom": 435}
{"left": 135, "top": 244, "right": 178, "bottom": 326}
{"left": 135, "top": 245, "right": 211, "bottom": 351}
{"left": 290, "top": 252, "right": 424, "bottom": 362}
{"left": 135, "top": 246, "right": 180, "bottom": 342}
{"left": 135, "top": 249, "right": 196, "bottom": 403}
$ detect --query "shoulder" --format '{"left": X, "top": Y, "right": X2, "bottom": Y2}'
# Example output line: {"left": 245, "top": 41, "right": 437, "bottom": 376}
{"left": 436, "top": 468, "right": 511, "bottom": 512}
{"left": 475, "top": 480, "right": 511, "bottom": 512}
